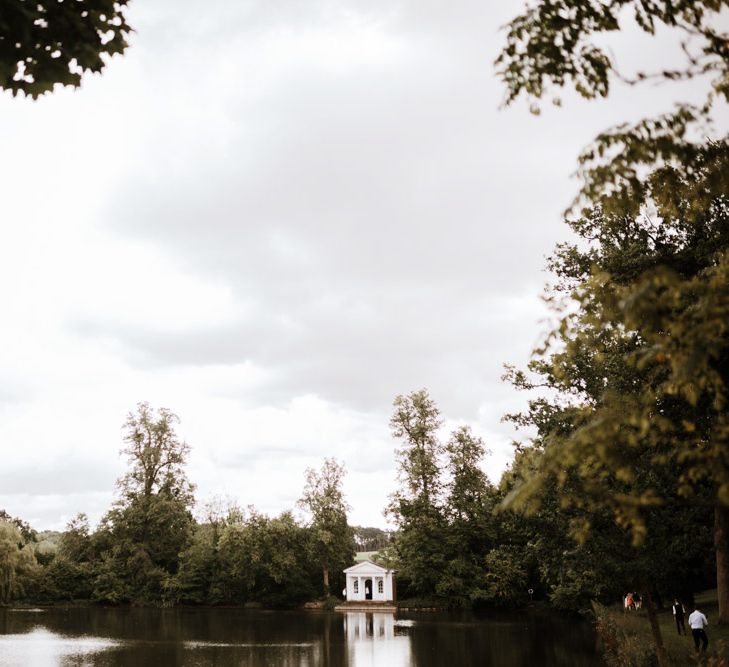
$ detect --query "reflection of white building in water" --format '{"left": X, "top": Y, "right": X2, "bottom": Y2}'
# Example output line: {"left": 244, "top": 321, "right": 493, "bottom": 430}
{"left": 343, "top": 561, "right": 396, "bottom": 602}
{"left": 343, "top": 612, "right": 411, "bottom": 665}
{"left": 344, "top": 612, "right": 395, "bottom": 641}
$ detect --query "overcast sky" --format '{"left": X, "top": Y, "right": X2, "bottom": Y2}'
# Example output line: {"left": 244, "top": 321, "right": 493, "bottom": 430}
{"left": 0, "top": 0, "right": 716, "bottom": 530}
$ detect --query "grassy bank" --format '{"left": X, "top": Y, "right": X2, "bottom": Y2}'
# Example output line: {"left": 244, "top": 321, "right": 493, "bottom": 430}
{"left": 595, "top": 590, "right": 729, "bottom": 666}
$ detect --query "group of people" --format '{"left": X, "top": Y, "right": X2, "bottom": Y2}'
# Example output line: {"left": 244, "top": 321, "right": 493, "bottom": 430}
{"left": 624, "top": 593, "right": 710, "bottom": 653}
{"left": 672, "top": 599, "right": 710, "bottom": 652}
{"left": 623, "top": 592, "right": 642, "bottom": 610}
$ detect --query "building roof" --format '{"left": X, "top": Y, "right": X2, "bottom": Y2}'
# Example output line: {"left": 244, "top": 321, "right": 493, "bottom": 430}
{"left": 343, "top": 560, "right": 395, "bottom": 575}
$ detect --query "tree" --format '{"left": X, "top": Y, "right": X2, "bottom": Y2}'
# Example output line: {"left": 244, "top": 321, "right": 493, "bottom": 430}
{"left": 118, "top": 402, "right": 194, "bottom": 503}
{"left": 390, "top": 389, "right": 444, "bottom": 506}
{"left": 58, "top": 513, "right": 92, "bottom": 563}
{"left": 498, "top": 0, "right": 729, "bottom": 648}
{"left": 170, "top": 498, "right": 245, "bottom": 605}
{"left": 497, "top": 1, "right": 729, "bottom": 108}
{"left": 445, "top": 426, "right": 491, "bottom": 525}
{"left": 498, "top": 447, "right": 714, "bottom": 614}
{"left": 298, "top": 458, "right": 354, "bottom": 597}
{"left": 0, "top": 0, "right": 131, "bottom": 98}
{"left": 40, "top": 512, "right": 96, "bottom": 601}
{"left": 387, "top": 389, "right": 447, "bottom": 597}
{"left": 0, "top": 521, "right": 38, "bottom": 604}
{"left": 497, "top": 0, "right": 728, "bottom": 212}
{"left": 503, "top": 151, "right": 729, "bottom": 657}
{"left": 96, "top": 403, "right": 195, "bottom": 604}
{"left": 216, "top": 509, "right": 318, "bottom": 607}
{"left": 437, "top": 427, "right": 497, "bottom": 604}
{"left": 0, "top": 509, "right": 36, "bottom": 544}
{"left": 352, "top": 526, "right": 392, "bottom": 552}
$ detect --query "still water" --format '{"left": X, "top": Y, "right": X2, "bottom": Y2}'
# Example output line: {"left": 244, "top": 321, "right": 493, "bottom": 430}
{"left": 0, "top": 606, "right": 600, "bottom": 666}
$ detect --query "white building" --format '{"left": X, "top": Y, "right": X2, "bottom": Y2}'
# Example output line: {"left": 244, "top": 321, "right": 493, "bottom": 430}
{"left": 343, "top": 561, "right": 396, "bottom": 602}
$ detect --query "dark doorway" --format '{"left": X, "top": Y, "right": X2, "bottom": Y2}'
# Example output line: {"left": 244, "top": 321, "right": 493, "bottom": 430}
{"left": 365, "top": 579, "right": 373, "bottom": 600}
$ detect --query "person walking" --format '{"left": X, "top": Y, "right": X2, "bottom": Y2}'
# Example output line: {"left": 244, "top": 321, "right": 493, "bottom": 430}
{"left": 672, "top": 599, "right": 686, "bottom": 635}
{"left": 688, "top": 605, "right": 709, "bottom": 652}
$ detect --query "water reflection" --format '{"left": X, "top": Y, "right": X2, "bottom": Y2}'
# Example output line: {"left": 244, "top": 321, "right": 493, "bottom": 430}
{"left": 0, "top": 628, "right": 118, "bottom": 667}
{"left": 344, "top": 612, "right": 395, "bottom": 640}
{"left": 343, "top": 612, "right": 410, "bottom": 666}
{"left": 0, "top": 606, "right": 597, "bottom": 667}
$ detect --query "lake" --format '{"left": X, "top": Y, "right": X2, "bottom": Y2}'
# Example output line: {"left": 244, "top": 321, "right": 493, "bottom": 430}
{"left": 0, "top": 606, "right": 600, "bottom": 666}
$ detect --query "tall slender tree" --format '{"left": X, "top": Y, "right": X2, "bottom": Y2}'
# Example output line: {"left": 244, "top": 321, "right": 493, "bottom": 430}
{"left": 445, "top": 427, "right": 491, "bottom": 525}
{"left": 438, "top": 426, "right": 496, "bottom": 604}
{"left": 387, "top": 389, "right": 446, "bottom": 597}
{"left": 390, "top": 389, "right": 444, "bottom": 506}
{"left": 298, "top": 458, "right": 354, "bottom": 597}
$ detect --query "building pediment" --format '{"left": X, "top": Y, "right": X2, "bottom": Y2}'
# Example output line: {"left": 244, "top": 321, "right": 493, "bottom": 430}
{"left": 343, "top": 560, "right": 393, "bottom": 575}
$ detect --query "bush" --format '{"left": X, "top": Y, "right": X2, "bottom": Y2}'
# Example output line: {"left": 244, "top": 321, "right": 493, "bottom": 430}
{"left": 593, "top": 602, "right": 656, "bottom": 667}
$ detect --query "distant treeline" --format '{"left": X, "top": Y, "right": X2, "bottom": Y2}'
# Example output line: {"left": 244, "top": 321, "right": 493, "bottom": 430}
{"left": 353, "top": 527, "right": 392, "bottom": 552}
{"left": 0, "top": 404, "right": 356, "bottom": 608}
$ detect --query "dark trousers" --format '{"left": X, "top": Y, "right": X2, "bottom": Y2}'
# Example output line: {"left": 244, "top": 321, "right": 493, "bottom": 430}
{"left": 692, "top": 628, "right": 708, "bottom": 651}
{"left": 675, "top": 616, "right": 685, "bottom": 634}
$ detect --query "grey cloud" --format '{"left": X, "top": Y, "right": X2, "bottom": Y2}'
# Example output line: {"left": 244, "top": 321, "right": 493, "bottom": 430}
{"left": 69, "top": 285, "right": 542, "bottom": 416}
{"left": 0, "top": 456, "right": 119, "bottom": 495}
{"left": 78, "top": 0, "right": 568, "bottom": 418}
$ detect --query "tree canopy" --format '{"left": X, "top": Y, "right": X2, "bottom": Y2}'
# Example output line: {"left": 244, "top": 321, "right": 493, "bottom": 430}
{"left": 298, "top": 458, "right": 355, "bottom": 597}
{"left": 498, "top": 1, "right": 729, "bottom": 654}
{"left": 497, "top": 0, "right": 729, "bottom": 212}
{"left": 0, "top": 0, "right": 131, "bottom": 98}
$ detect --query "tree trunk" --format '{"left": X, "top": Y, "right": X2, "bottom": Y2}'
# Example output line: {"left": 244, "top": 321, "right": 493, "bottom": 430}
{"left": 644, "top": 591, "right": 668, "bottom": 667}
{"left": 323, "top": 565, "right": 330, "bottom": 597}
{"left": 715, "top": 503, "right": 729, "bottom": 625}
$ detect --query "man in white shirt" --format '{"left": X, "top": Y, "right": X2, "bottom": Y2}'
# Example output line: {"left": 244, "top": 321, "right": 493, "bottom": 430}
{"left": 688, "top": 606, "right": 709, "bottom": 652}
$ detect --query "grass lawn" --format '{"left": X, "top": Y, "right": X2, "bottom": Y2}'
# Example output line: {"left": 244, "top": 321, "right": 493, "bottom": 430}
{"left": 599, "top": 589, "right": 729, "bottom": 664}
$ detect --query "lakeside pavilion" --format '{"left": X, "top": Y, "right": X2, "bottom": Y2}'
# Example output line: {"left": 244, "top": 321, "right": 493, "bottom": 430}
{"left": 343, "top": 561, "right": 396, "bottom": 603}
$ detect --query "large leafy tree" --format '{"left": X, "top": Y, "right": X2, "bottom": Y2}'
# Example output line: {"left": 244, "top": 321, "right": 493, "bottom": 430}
{"left": 117, "top": 402, "right": 194, "bottom": 502}
{"left": 0, "top": 521, "right": 38, "bottom": 604}
{"left": 45, "top": 513, "right": 95, "bottom": 601}
{"left": 96, "top": 403, "right": 195, "bottom": 603}
{"left": 298, "top": 458, "right": 354, "bottom": 597}
{"left": 171, "top": 500, "right": 247, "bottom": 605}
{"left": 504, "top": 151, "right": 729, "bottom": 646}
{"left": 499, "top": 0, "right": 729, "bottom": 643}
{"left": 216, "top": 509, "right": 318, "bottom": 607}
{"left": 0, "top": 0, "right": 131, "bottom": 98}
